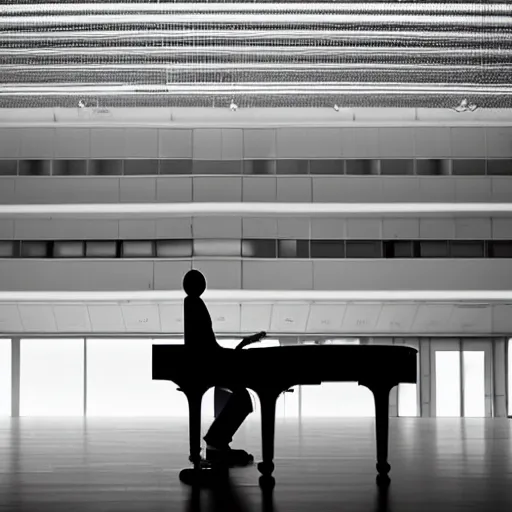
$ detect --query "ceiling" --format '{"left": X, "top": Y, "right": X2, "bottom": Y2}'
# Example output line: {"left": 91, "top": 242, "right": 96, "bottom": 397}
{"left": 1, "top": 301, "right": 511, "bottom": 336}
{"left": 1, "top": 2, "right": 511, "bottom": 109}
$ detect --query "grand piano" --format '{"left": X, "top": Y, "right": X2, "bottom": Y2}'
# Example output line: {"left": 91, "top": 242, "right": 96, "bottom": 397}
{"left": 152, "top": 343, "right": 418, "bottom": 486}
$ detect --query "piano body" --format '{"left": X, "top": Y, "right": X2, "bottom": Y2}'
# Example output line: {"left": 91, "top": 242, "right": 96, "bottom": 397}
{"left": 152, "top": 343, "right": 418, "bottom": 485}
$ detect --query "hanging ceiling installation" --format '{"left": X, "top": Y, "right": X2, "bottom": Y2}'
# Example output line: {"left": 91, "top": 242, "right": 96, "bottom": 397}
{"left": 0, "top": 0, "right": 511, "bottom": 109}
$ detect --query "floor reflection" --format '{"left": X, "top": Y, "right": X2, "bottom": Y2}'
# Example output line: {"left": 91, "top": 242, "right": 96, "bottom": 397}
{"left": 183, "top": 469, "right": 392, "bottom": 512}
{"left": 184, "top": 471, "right": 273, "bottom": 512}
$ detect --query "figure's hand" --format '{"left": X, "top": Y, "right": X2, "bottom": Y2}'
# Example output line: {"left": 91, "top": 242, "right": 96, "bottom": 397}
{"left": 248, "top": 331, "right": 267, "bottom": 343}
{"left": 236, "top": 331, "right": 267, "bottom": 349}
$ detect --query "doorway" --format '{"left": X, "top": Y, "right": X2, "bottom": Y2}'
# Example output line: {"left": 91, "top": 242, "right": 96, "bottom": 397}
{"left": 430, "top": 339, "right": 492, "bottom": 417}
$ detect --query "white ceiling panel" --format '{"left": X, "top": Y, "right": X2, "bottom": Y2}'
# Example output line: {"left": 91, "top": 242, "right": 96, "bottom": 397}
{"left": 342, "top": 303, "right": 383, "bottom": 332}
{"left": 270, "top": 303, "right": 310, "bottom": 332}
{"left": 206, "top": 303, "right": 241, "bottom": 333}
{"left": 375, "top": 304, "right": 419, "bottom": 333}
{"left": 0, "top": 301, "right": 511, "bottom": 336}
{"left": 411, "top": 304, "right": 454, "bottom": 333}
{"left": 448, "top": 305, "right": 492, "bottom": 333}
{"left": 0, "top": 304, "right": 23, "bottom": 332}
{"left": 492, "top": 304, "right": 512, "bottom": 333}
{"left": 87, "top": 304, "right": 126, "bottom": 332}
{"left": 240, "top": 303, "right": 272, "bottom": 333}
{"left": 159, "top": 304, "right": 183, "bottom": 333}
{"left": 53, "top": 304, "right": 91, "bottom": 332}
{"left": 18, "top": 304, "right": 57, "bottom": 332}
{"left": 120, "top": 304, "right": 161, "bottom": 332}
{"left": 306, "top": 303, "right": 346, "bottom": 332}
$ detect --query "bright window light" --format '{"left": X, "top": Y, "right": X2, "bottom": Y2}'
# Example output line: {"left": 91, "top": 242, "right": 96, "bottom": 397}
{"left": 86, "top": 338, "right": 190, "bottom": 417}
{"left": 463, "top": 351, "right": 485, "bottom": 417}
{"left": 302, "top": 383, "right": 375, "bottom": 417}
{"left": 323, "top": 339, "right": 360, "bottom": 345}
{"left": 20, "top": 338, "right": 84, "bottom": 416}
{"left": 509, "top": 339, "right": 512, "bottom": 417}
{"left": 435, "top": 351, "right": 461, "bottom": 417}
{"left": 398, "top": 384, "right": 418, "bottom": 417}
{"left": 0, "top": 339, "right": 11, "bottom": 416}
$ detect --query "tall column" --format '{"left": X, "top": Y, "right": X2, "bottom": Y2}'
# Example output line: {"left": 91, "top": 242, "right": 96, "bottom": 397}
{"left": 419, "top": 338, "right": 431, "bottom": 417}
{"left": 493, "top": 337, "right": 508, "bottom": 417}
{"left": 11, "top": 337, "right": 20, "bottom": 417}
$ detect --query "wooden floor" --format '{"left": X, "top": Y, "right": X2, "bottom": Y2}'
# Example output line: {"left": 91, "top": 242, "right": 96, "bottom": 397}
{"left": 1, "top": 417, "right": 511, "bottom": 512}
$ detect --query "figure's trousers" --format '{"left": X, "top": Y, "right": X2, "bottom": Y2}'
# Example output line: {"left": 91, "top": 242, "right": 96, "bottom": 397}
{"left": 204, "top": 387, "right": 253, "bottom": 447}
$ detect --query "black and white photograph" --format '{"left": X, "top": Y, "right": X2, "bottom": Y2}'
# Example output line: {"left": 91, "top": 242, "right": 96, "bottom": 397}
{"left": 1, "top": 1, "right": 512, "bottom": 511}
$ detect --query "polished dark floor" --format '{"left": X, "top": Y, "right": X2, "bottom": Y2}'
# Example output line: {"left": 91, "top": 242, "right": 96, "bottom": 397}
{"left": 1, "top": 417, "right": 511, "bottom": 512}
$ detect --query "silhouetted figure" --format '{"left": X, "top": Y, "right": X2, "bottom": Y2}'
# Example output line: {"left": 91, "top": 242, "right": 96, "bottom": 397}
{"left": 183, "top": 269, "right": 265, "bottom": 467}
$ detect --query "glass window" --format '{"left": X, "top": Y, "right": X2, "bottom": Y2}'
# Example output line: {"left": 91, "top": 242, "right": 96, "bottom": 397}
{"left": 124, "top": 159, "right": 158, "bottom": 175}
{"left": 310, "top": 240, "right": 345, "bottom": 258}
{"left": 346, "top": 241, "right": 382, "bottom": 258}
{"left": 450, "top": 241, "right": 484, "bottom": 258}
{"left": 0, "top": 241, "right": 15, "bottom": 258}
{"left": 193, "top": 239, "right": 241, "bottom": 257}
{"left": 0, "top": 339, "right": 11, "bottom": 416}
{"left": 242, "top": 239, "right": 276, "bottom": 258}
{"left": 488, "top": 241, "right": 512, "bottom": 258}
{"left": 0, "top": 160, "right": 17, "bottom": 176}
{"left": 435, "top": 351, "right": 461, "bottom": 417}
{"left": 487, "top": 159, "right": 512, "bottom": 175}
{"left": 86, "top": 338, "right": 189, "bottom": 416}
{"left": 380, "top": 159, "right": 414, "bottom": 175}
{"left": 301, "top": 383, "right": 375, "bottom": 417}
{"left": 463, "top": 351, "right": 485, "bottom": 417}
{"left": 420, "top": 241, "right": 449, "bottom": 258}
{"left": 416, "top": 159, "right": 450, "bottom": 175}
{"left": 452, "top": 159, "right": 486, "bottom": 175}
{"left": 159, "top": 159, "right": 192, "bottom": 175}
{"left": 346, "top": 159, "right": 379, "bottom": 175}
{"left": 20, "top": 241, "right": 50, "bottom": 258}
{"left": 85, "top": 241, "right": 118, "bottom": 258}
{"left": 398, "top": 384, "right": 418, "bottom": 417}
{"left": 53, "top": 241, "right": 85, "bottom": 258}
{"left": 243, "top": 160, "right": 275, "bottom": 175}
{"left": 122, "top": 241, "right": 155, "bottom": 258}
{"left": 276, "top": 160, "right": 309, "bottom": 175}
{"left": 156, "top": 240, "right": 193, "bottom": 258}
{"left": 52, "top": 160, "right": 87, "bottom": 176}
{"left": 310, "top": 160, "right": 344, "bottom": 175}
{"left": 19, "top": 160, "right": 51, "bottom": 176}
{"left": 192, "top": 160, "right": 242, "bottom": 174}
{"left": 20, "top": 338, "right": 84, "bottom": 416}
{"left": 509, "top": 339, "right": 512, "bottom": 417}
{"left": 277, "top": 240, "right": 309, "bottom": 258}
{"left": 384, "top": 241, "right": 414, "bottom": 258}
{"left": 88, "top": 159, "right": 123, "bottom": 175}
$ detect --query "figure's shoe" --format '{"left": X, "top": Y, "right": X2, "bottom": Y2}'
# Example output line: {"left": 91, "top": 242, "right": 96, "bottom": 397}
{"left": 179, "top": 466, "right": 228, "bottom": 487}
{"left": 205, "top": 446, "right": 254, "bottom": 467}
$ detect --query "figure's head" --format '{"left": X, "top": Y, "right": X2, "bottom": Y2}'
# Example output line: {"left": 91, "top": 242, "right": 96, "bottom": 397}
{"left": 183, "top": 269, "right": 206, "bottom": 297}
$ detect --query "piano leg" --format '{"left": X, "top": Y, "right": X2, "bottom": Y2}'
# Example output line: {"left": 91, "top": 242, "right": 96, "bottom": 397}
{"left": 360, "top": 380, "right": 396, "bottom": 486}
{"left": 256, "top": 389, "right": 280, "bottom": 489}
{"left": 185, "top": 389, "right": 205, "bottom": 469}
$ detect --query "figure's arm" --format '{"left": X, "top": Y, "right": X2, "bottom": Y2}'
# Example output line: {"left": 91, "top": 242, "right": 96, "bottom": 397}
{"left": 236, "top": 331, "right": 267, "bottom": 350}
